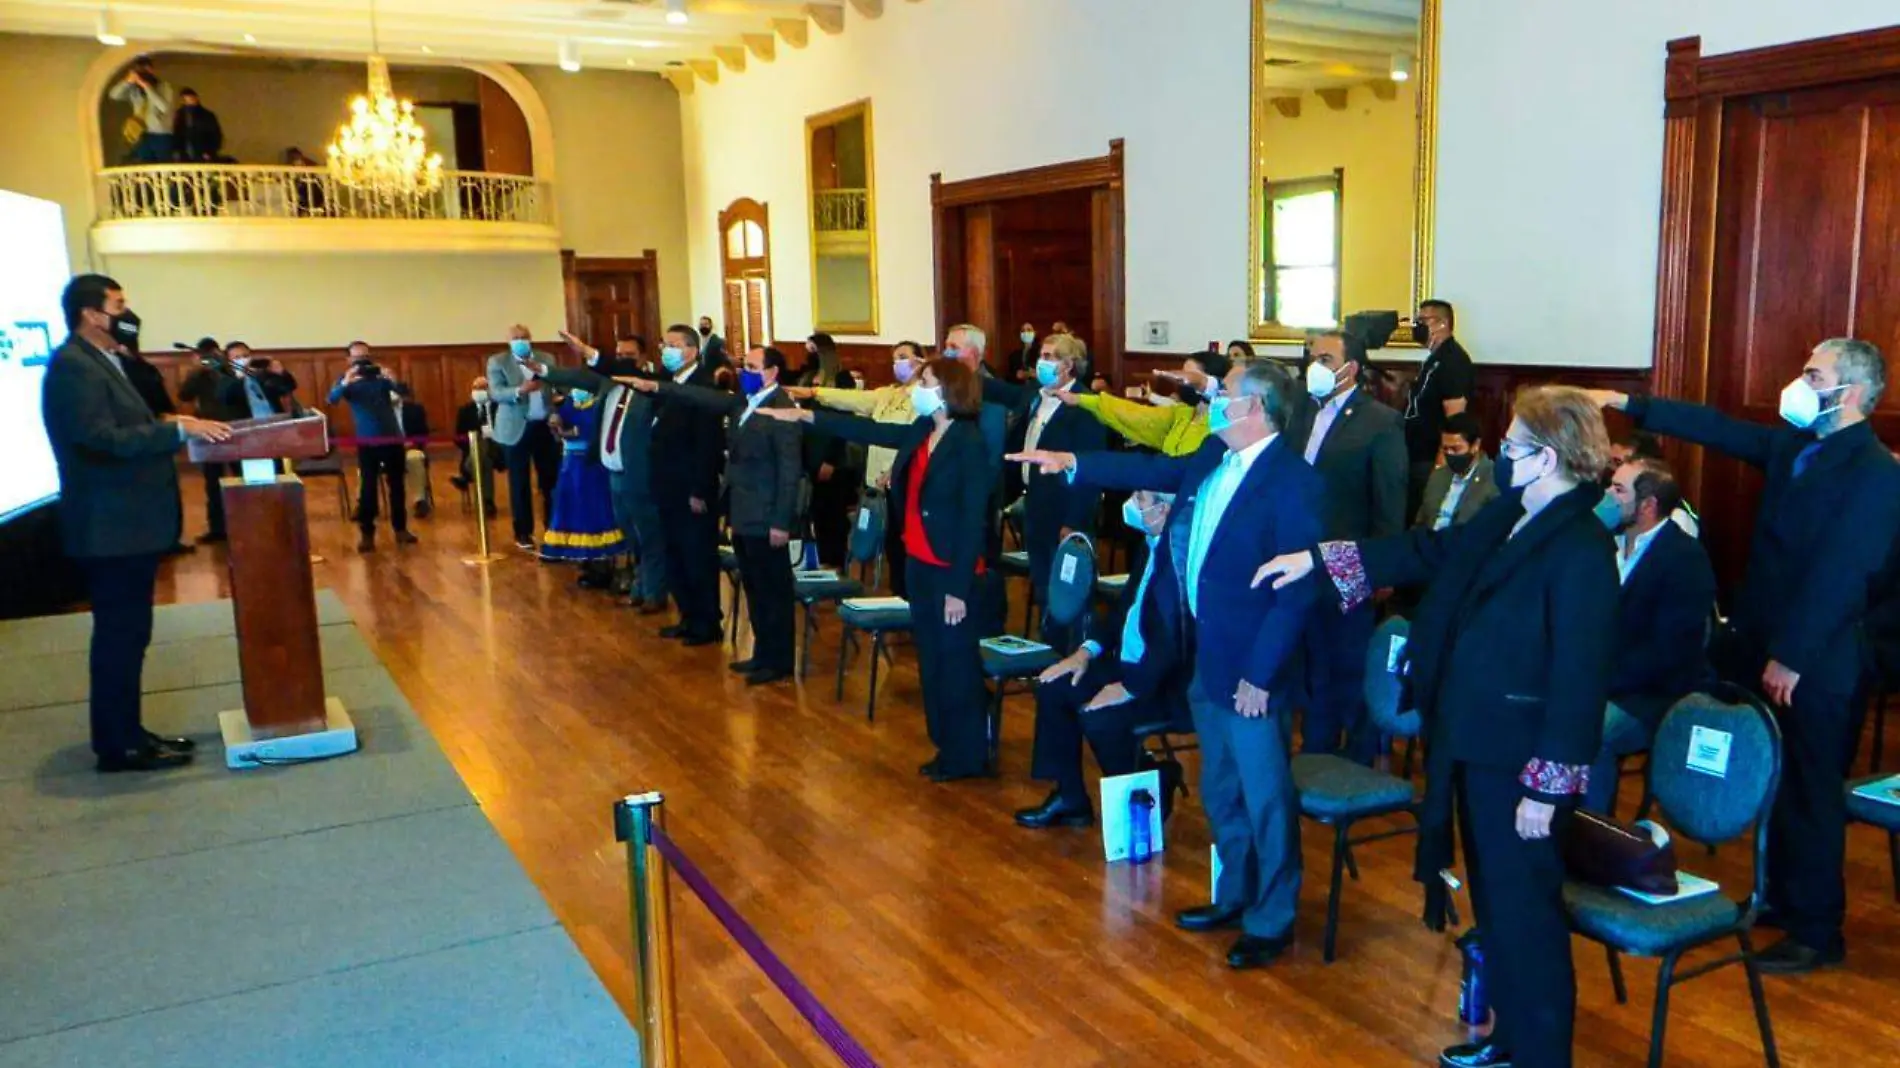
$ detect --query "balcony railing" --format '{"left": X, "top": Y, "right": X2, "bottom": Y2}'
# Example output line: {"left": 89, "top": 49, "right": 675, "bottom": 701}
{"left": 813, "top": 188, "right": 869, "bottom": 233}
{"left": 97, "top": 164, "right": 554, "bottom": 225}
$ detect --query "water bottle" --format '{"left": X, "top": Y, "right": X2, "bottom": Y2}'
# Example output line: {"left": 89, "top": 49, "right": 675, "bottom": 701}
{"left": 1128, "top": 789, "right": 1155, "bottom": 865}
{"left": 801, "top": 539, "right": 819, "bottom": 571}
{"left": 1456, "top": 928, "right": 1490, "bottom": 1027}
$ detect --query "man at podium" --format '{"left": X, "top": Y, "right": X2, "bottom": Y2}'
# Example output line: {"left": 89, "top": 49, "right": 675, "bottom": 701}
{"left": 42, "top": 274, "right": 231, "bottom": 772}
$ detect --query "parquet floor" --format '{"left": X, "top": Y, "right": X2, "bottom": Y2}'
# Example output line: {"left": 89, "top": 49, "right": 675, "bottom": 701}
{"left": 147, "top": 481, "right": 1900, "bottom": 1066}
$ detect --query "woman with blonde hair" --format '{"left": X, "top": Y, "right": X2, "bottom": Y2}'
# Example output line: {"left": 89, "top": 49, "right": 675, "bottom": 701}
{"left": 1255, "top": 385, "right": 1617, "bottom": 1068}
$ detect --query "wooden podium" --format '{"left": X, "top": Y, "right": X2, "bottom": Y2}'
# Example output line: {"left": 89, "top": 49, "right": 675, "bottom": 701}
{"left": 188, "top": 415, "right": 359, "bottom": 769}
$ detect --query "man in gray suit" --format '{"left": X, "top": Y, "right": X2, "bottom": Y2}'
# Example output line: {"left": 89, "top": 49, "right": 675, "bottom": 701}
{"left": 486, "top": 324, "right": 562, "bottom": 551}
{"left": 41, "top": 275, "right": 231, "bottom": 772}
{"left": 1413, "top": 411, "right": 1498, "bottom": 531}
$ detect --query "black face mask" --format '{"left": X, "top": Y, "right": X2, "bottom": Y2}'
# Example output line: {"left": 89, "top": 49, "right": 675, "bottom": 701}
{"left": 1178, "top": 386, "right": 1205, "bottom": 408}
{"left": 1445, "top": 452, "right": 1474, "bottom": 475}
{"left": 700, "top": 326, "right": 712, "bottom": 337}
{"left": 1411, "top": 322, "right": 1432, "bottom": 347}
{"left": 1491, "top": 451, "right": 1512, "bottom": 490}
{"left": 109, "top": 309, "right": 142, "bottom": 353}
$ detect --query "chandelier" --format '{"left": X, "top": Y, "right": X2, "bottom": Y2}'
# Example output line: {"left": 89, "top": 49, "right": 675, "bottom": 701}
{"left": 327, "top": 4, "right": 442, "bottom": 196}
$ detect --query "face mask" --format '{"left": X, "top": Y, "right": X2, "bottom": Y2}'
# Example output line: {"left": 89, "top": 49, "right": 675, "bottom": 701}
{"left": 1594, "top": 493, "right": 1626, "bottom": 532}
{"left": 910, "top": 383, "right": 945, "bottom": 419}
{"left": 1021, "top": 331, "right": 1035, "bottom": 346}
{"left": 108, "top": 308, "right": 142, "bottom": 351}
{"left": 1445, "top": 452, "right": 1474, "bottom": 475}
{"left": 892, "top": 360, "right": 916, "bottom": 385}
{"left": 1305, "top": 361, "right": 1338, "bottom": 398}
{"left": 661, "top": 346, "right": 685, "bottom": 373}
{"left": 942, "top": 345, "right": 960, "bottom": 361}
{"left": 700, "top": 326, "right": 712, "bottom": 337}
{"left": 1501, "top": 443, "right": 1546, "bottom": 489}
{"left": 1178, "top": 385, "right": 1205, "bottom": 408}
{"left": 509, "top": 338, "right": 531, "bottom": 360}
{"left": 585, "top": 350, "right": 600, "bottom": 367}
{"left": 739, "top": 369, "right": 766, "bottom": 396}
{"left": 1411, "top": 322, "right": 1432, "bottom": 346}
{"left": 1036, "top": 359, "right": 1062, "bottom": 389}
{"left": 571, "top": 389, "right": 593, "bottom": 405}
{"left": 1207, "top": 395, "right": 1247, "bottom": 434}
{"left": 1779, "top": 377, "right": 1848, "bottom": 430}
{"left": 472, "top": 389, "right": 490, "bottom": 404}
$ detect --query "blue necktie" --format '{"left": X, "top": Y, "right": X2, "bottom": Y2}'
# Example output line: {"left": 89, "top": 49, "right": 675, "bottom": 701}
{"left": 1793, "top": 442, "right": 1823, "bottom": 478}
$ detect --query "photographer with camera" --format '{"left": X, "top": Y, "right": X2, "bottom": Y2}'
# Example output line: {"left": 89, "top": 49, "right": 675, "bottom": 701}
{"left": 178, "top": 338, "right": 251, "bottom": 544}
{"left": 220, "top": 341, "right": 300, "bottom": 418}
{"left": 327, "top": 341, "right": 419, "bottom": 552}
{"left": 108, "top": 55, "right": 176, "bottom": 164}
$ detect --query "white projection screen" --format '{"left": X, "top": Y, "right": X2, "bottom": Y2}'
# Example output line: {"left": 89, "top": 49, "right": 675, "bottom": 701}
{"left": 0, "top": 190, "right": 69, "bottom": 523}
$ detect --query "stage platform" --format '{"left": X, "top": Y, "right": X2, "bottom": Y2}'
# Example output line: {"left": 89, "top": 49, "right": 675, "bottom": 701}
{"left": 0, "top": 591, "right": 637, "bottom": 1067}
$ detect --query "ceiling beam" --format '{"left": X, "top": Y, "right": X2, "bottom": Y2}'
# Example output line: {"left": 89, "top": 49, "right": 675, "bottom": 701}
{"left": 1316, "top": 87, "right": 1349, "bottom": 111}
{"left": 688, "top": 58, "right": 719, "bottom": 83}
{"left": 846, "top": 0, "right": 883, "bottom": 17}
{"left": 807, "top": 3, "right": 845, "bottom": 35}
{"left": 1271, "top": 96, "right": 1301, "bottom": 119}
{"left": 774, "top": 17, "right": 809, "bottom": 48}
{"left": 743, "top": 33, "right": 775, "bottom": 62}
{"left": 713, "top": 44, "right": 746, "bottom": 72}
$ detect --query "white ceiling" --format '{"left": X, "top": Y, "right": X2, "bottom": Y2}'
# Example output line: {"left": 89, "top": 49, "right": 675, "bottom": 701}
{"left": 0, "top": 0, "right": 864, "bottom": 74}
{"left": 1260, "top": 0, "right": 1420, "bottom": 92}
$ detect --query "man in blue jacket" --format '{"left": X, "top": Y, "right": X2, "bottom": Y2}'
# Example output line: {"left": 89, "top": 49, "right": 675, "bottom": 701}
{"left": 1013, "top": 361, "right": 1324, "bottom": 970}
{"left": 1592, "top": 337, "right": 1900, "bottom": 974}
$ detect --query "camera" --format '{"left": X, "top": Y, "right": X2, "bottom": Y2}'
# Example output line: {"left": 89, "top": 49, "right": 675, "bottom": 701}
{"left": 1341, "top": 310, "right": 1400, "bottom": 352}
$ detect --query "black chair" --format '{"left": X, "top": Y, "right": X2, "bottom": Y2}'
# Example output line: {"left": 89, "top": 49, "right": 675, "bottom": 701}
{"left": 978, "top": 533, "right": 1094, "bottom": 773}
{"left": 1846, "top": 773, "right": 1900, "bottom": 903}
{"left": 1562, "top": 685, "right": 1782, "bottom": 1068}
{"left": 835, "top": 595, "right": 911, "bottom": 722}
{"left": 1289, "top": 615, "right": 1427, "bottom": 962}
{"left": 795, "top": 491, "right": 885, "bottom": 678}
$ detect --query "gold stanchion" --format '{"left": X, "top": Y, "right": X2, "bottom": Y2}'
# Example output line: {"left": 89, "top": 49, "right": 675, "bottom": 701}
{"left": 462, "top": 430, "right": 506, "bottom": 566}
{"left": 284, "top": 457, "right": 324, "bottom": 564}
{"left": 615, "top": 792, "right": 680, "bottom": 1068}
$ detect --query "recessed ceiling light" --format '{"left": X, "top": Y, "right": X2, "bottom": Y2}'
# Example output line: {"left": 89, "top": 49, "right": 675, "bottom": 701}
{"left": 243, "top": 33, "right": 256, "bottom": 44}
{"left": 421, "top": 45, "right": 433, "bottom": 54}
{"left": 628, "top": 40, "right": 665, "bottom": 48}
{"left": 559, "top": 40, "right": 582, "bottom": 73}
{"left": 665, "top": 0, "right": 689, "bottom": 25}
{"left": 95, "top": 11, "right": 126, "bottom": 47}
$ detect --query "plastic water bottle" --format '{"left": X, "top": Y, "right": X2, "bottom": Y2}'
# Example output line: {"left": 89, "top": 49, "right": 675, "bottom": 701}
{"left": 801, "top": 539, "right": 819, "bottom": 570}
{"left": 1128, "top": 789, "right": 1155, "bottom": 865}
{"left": 1457, "top": 928, "right": 1490, "bottom": 1027}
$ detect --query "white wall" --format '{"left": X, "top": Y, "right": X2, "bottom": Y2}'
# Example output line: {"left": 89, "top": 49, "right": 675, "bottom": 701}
{"left": 681, "top": 0, "right": 1252, "bottom": 351}
{"left": 1436, "top": 0, "right": 1900, "bottom": 367}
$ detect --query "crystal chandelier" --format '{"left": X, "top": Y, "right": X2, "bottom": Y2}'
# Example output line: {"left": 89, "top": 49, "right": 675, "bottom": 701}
{"left": 327, "top": 4, "right": 442, "bottom": 196}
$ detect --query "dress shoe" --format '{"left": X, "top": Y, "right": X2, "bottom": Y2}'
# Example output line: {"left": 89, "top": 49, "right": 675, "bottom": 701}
{"left": 451, "top": 475, "right": 470, "bottom": 491}
{"left": 1175, "top": 903, "right": 1244, "bottom": 932}
{"left": 1752, "top": 906, "right": 1787, "bottom": 931}
{"left": 1226, "top": 933, "right": 1293, "bottom": 970}
{"left": 413, "top": 500, "right": 433, "bottom": 519}
{"left": 624, "top": 595, "right": 646, "bottom": 609}
{"left": 745, "top": 667, "right": 792, "bottom": 687}
{"left": 926, "top": 764, "right": 988, "bottom": 783}
{"left": 357, "top": 533, "right": 375, "bottom": 553}
{"left": 1439, "top": 1040, "right": 1513, "bottom": 1067}
{"left": 918, "top": 758, "right": 942, "bottom": 776}
{"left": 1754, "top": 935, "right": 1844, "bottom": 975}
{"left": 196, "top": 531, "right": 226, "bottom": 545}
{"left": 1013, "top": 791, "right": 1095, "bottom": 829}
{"left": 144, "top": 730, "right": 196, "bottom": 753}
{"left": 680, "top": 632, "right": 721, "bottom": 648}
{"left": 514, "top": 539, "right": 537, "bottom": 552}
{"left": 97, "top": 746, "right": 192, "bottom": 773}
{"left": 659, "top": 624, "right": 688, "bottom": 639}
{"left": 728, "top": 658, "right": 757, "bottom": 674}
{"left": 394, "top": 529, "right": 420, "bottom": 546}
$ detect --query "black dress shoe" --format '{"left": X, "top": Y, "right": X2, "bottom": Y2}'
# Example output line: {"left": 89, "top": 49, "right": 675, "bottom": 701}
{"left": 144, "top": 730, "right": 196, "bottom": 753}
{"left": 196, "top": 531, "right": 227, "bottom": 545}
{"left": 1226, "top": 932, "right": 1293, "bottom": 970}
{"left": 1439, "top": 1040, "right": 1513, "bottom": 1067}
{"left": 918, "top": 758, "right": 942, "bottom": 776}
{"left": 745, "top": 667, "right": 792, "bottom": 687}
{"left": 728, "top": 658, "right": 757, "bottom": 674}
{"left": 659, "top": 624, "right": 688, "bottom": 639}
{"left": 165, "top": 542, "right": 197, "bottom": 556}
{"left": 680, "top": 632, "right": 721, "bottom": 648}
{"left": 1175, "top": 903, "right": 1244, "bottom": 932}
{"left": 97, "top": 746, "right": 192, "bottom": 773}
{"left": 1013, "top": 791, "right": 1095, "bottom": 829}
{"left": 1754, "top": 934, "right": 1845, "bottom": 975}
{"left": 926, "top": 765, "right": 987, "bottom": 783}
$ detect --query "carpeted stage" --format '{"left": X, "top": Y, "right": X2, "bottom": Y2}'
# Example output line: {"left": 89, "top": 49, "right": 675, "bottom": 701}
{"left": 0, "top": 592, "right": 635, "bottom": 1067}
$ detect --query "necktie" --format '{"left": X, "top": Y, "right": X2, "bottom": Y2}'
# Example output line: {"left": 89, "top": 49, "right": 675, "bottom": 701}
{"left": 1793, "top": 441, "right": 1823, "bottom": 478}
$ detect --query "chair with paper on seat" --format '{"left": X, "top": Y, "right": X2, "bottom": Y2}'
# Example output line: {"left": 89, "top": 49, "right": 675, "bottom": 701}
{"left": 1290, "top": 614, "right": 1426, "bottom": 963}
{"left": 1846, "top": 773, "right": 1900, "bottom": 903}
{"left": 795, "top": 491, "right": 886, "bottom": 678}
{"left": 979, "top": 533, "right": 1094, "bottom": 773}
{"left": 1562, "top": 685, "right": 1782, "bottom": 1068}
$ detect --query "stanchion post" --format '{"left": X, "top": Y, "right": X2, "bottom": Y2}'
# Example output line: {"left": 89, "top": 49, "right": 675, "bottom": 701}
{"left": 462, "top": 430, "right": 506, "bottom": 566}
{"left": 615, "top": 792, "right": 680, "bottom": 1068}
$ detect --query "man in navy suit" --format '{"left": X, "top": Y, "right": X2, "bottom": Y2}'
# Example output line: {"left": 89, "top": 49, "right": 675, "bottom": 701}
{"left": 1585, "top": 459, "right": 1716, "bottom": 813}
{"left": 1014, "top": 362, "right": 1324, "bottom": 970}
{"left": 1594, "top": 337, "right": 1900, "bottom": 973}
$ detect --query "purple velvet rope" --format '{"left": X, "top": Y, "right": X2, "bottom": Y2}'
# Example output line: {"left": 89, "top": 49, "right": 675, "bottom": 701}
{"left": 649, "top": 824, "right": 881, "bottom": 1068}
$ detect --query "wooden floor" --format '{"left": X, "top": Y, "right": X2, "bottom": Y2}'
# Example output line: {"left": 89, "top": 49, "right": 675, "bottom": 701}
{"left": 147, "top": 482, "right": 1900, "bottom": 1067}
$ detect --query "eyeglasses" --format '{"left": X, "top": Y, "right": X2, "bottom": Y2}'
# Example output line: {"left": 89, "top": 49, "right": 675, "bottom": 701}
{"left": 1498, "top": 437, "right": 1547, "bottom": 460}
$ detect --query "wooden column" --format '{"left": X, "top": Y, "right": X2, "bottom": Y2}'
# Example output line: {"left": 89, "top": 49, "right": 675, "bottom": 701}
{"left": 223, "top": 477, "right": 327, "bottom": 737}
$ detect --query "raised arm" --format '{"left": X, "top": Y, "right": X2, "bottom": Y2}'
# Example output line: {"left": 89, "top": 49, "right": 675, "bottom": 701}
{"left": 1254, "top": 501, "right": 1492, "bottom": 607}
{"left": 655, "top": 380, "right": 745, "bottom": 416}
{"left": 980, "top": 375, "right": 1036, "bottom": 411}
{"left": 1072, "top": 392, "right": 1189, "bottom": 453}
{"left": 809, "top": 385, "right": 885, "bottom": 416}
{"left": 539, "top": 364, "right": 613, "bottom": 396}
{"left": 1618, "top": 393, "right": 1779, "bottom": 470}
{"left": 810, "top": 408, "right": 916, "bottom": 451}
{"left": 1064, "top": 448, "right": 1197, "bottom": 495}
{"left": 1059, "top": 412, "right": 1110, "bottom": 530}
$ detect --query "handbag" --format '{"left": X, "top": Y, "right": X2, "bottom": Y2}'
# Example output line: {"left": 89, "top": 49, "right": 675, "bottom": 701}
{"left": 1561, "top": 810, "right": 1679, "bottom": 895}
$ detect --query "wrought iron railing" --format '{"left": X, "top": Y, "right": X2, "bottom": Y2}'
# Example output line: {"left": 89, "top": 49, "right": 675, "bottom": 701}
{"left": 96, "top": 165, "right": 554, "bottom": 225}
{"left": 813, "top": 188, "right": 869, "bottom": 233}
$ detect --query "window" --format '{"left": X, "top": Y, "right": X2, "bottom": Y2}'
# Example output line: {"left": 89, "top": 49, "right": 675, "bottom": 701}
{"left": 1263, "top": 171, "right": 1342, "bottom": 329}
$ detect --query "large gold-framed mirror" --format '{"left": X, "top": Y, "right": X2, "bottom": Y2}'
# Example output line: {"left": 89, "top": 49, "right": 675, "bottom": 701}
{"left": 1248, "top": 0, "right": 1438, "bottom": 342}
{"left": 805, "top": 99, "right": 879, "bottom": 335}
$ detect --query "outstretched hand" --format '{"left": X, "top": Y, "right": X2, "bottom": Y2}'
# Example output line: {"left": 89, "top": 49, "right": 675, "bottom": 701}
{"left": 1053, "top": 388, "right": 1082, "bottom": 407}
{"left": 1252, "top": 552, "right": 1314, "bottom": 590}
{"left": 781, "top": 385, "right": 816, "bottom": 402}
{"left": 557, "top": 329, "right": 596, "bottom": 362}
{"left": 1005, "top": 449, "right": 1077, "bottom": 474}
{"left": 751, "top": 406, "right": 812, "bottom": 423}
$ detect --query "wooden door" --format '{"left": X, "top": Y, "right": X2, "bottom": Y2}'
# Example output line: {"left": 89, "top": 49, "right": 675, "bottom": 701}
{"left": 479, "top": 77, "right": 532, "bottom": 176}
{"left": 1702, "top": 75, "right": 1900, "bottom": 585}
{"left": 994, "top": 187, "right": 1096, "bottom": 369}
{"left": 565, "top": 253, "right": 662, "bottom": 350}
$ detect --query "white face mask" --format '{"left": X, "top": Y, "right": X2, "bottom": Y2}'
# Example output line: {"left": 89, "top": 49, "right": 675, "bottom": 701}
{"left": 910, "top": 383, "right": 945, "bottom": 418}
{"left": 1305, "top": 361, "right": 1338, "bottom": 398}
{"left": 471, "top": 389, "right": 489, "bottom": 404}
{"left": 1779, "top": 377, "right": 1848, "bottom": 430}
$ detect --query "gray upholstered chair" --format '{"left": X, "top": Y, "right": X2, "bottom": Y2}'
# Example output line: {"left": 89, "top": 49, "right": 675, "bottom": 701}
{"left": 1562, "top": 684, "right": 1781, "bottom": 1068}
{"left": 1290, "top": 614, "right": 1425, "bottom": 963}
{"left": 796, "top": 490, "right": 885, "bottom": 678}
{"left": 979, "top": 533, "right": 1093, "bottom": 772}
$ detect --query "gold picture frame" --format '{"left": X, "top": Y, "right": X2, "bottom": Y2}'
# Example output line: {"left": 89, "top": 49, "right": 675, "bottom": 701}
{"left": 804, "top": 98, "right": 880, "bottom": 336}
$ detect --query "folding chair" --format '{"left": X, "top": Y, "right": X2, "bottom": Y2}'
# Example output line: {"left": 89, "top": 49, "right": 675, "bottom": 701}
{"left": 836, "top": 596, "right": 912, "bottom": 722}
{"left": 796, "top": 490, "right": 884, "bottom": 678}
{"left": 1563, "top": 685, "right": 1782, "bottom": 1068}
{"left": 979, "top": 533, "right": 1093, "bottom": 773}
{"left": 1847, "top": 774, "right": 1900, "bottom": 903}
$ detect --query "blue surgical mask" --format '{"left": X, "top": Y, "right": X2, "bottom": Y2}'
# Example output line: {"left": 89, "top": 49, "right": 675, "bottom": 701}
{"left": 1021, "top": 331, "right": 1035, "bottom": 346}
{"left": 1121, "top": 497, "right": 1151, "bottom": 533}
{"left": 942, "top": 345, "right": 960, "bottom": 361}
{"left": 508, "top": 338, "right": 531, "bottom": 360}
{"left": 910, "top": 383, "right": 945, "bottom": 418}
{"left": 1594, "top": 493, "right": 1625, "bottom": 532}
{"left": 1036, "top": 359, "right": 1061, "bottom": 389}
{"left": 570, "top": 389, "right": 593, "bottom": 405}
{"left": 661, "top": 346, "right": 685, "bottom": 373}
{"left": 1207, "top": 395, "right": 1244, "bottom": 434}
{"left": 739, "top": 369, "right": 766, "bottom": 396}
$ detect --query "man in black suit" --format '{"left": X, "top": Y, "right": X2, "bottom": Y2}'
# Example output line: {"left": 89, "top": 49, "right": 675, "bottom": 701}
{"left": 1014, "top": 362, "right": 1325, "bottom": 970}
{"left": 1595, "top": 337, "right": 1900, "bottom": 973}
{"left": 983, "top": 331, "right": 1107, "bottom": 648}
{"left": 1016, "top": 490, "right": 1187, "bottom": 829}
{"left": 178, "top": 337, "right": 250, "bottom": 544}
{"left": 41, "top": 275, "right": 232, "bottom": 772}
{"left": 1402, "top": 298, "right": 1475, "bottom": 521}
{"left": 1585, "top": 459, "right": 1717, "bottom": 813}
{"left": 632, "top": 346, "right": 802, "bottom": 683}
{"left": 1415, "top": 411, "right": 1498, "bottom": 531}
{"left": 1287, "top": 330, "right": 1407, "bottom": 761}
{"left": 649, "top": 324, "right": 727, "bottom": 645}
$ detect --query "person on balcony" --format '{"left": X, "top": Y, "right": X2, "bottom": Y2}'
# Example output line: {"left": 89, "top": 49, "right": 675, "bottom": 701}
{"left": 172, "top": 88, "right": 224, "bottom": 163}
{"left": 109, "top": 56, "right": 175, "bottom": 164}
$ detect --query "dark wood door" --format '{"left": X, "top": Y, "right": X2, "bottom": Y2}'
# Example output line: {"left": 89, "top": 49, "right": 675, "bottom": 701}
{"left": 478, "top": 77, "right": 531, "bottom": 176}
{"left": 1703, "top": 75, "right": 1900, "bottom": 588}
{"left": 566, "top": 254, "right": 661, "bottom": 351}
{"left": 994, "top": 187, "right": 1095, "bottom": 373}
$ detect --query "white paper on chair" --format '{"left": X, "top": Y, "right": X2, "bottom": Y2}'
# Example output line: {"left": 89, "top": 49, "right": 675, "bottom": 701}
{"left": 1060, "top": 555, "right": 1078, "bottom": 584}
{"left": 1386, "top": 635, "right": 1408, "bottom": 673}
{"left": 858, "top": 508, "right": 873, "bottom": 530}
{"left": 842, "top": 596, "right": 907, "bottom": 611}
{"left": 1686, "top": 726, "right": 1732, "bottom": 779}
{"left": 1099, "top": 769, "right": 1164, "bottom": 863}
{"left": 795, "top": 568, "right": 839, "bottom": 583}
{"left": 1615, "top": 871, "right": 1721, "bottom": 906}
